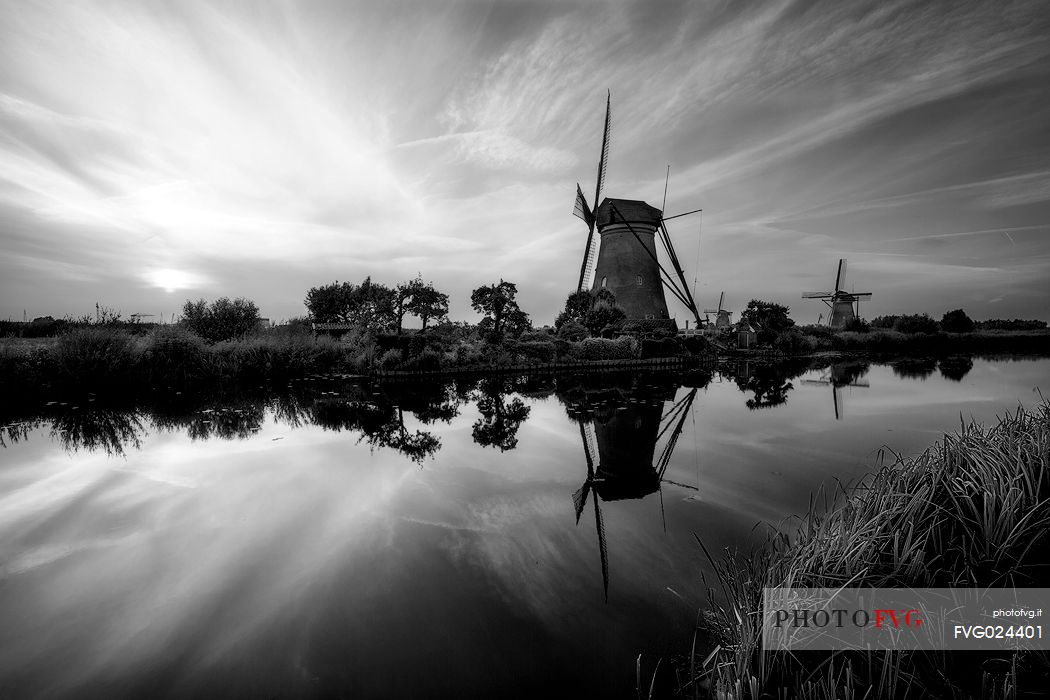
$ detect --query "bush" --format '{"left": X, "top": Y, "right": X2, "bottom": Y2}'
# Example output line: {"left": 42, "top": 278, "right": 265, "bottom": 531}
{"left": 512, "top": 340, "right": 556, "bottom": 363}
{"left": 556, "top": 321, "right": 588, "bottom": 342}
{"left": 53, "top": 327, "right": 138, "bottom": 387}
{"left": 772, "top": 329, "right": 814, "bottom": 354}
{"left": 400, "top": 348, "right": 443, "bottom": 372}
{"left": 143, "top": 326, "right": 208, "bottom": 385}
{"left": 575, "top": 337, "right": 637, "bottom": 360}
{"left": 378, "top": 348, "right": 403, "bottom": 370}
{"left": 842, "top": 317, "right": 870, "bottom": 333}
{"left": 181, "top": 297, "right": 260, "bottom": 342}
{"left": 941, "top": 308, "right": 975, "bottom": 334}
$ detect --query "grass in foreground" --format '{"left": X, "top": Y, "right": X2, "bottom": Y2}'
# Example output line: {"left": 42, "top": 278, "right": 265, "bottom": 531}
{"left": 684, "top": 401, "right": 1050, "bottom": 699}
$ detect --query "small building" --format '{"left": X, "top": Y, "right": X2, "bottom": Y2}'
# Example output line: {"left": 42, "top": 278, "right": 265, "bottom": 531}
{"left": 736, "top": 322, "right": 758, "bottom": 349}
{"left": 312, "top": 321, "right": 356, "bottom": 337}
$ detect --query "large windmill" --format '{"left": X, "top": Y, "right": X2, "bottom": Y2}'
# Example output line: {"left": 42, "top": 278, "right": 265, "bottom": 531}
{"left": 703, "top": 292, "right": 732, "bottom": 329}
{"left": 571, "top": 386, "right": 699, "bottom": 601}
{"left": 801, "top": 259, "right": 872, "bottom": 328}
{"left": 572, "top": 92, "right": 703, "bottom": 331}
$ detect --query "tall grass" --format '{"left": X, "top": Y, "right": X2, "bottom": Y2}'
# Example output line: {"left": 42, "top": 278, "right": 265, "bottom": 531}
{"left": 692, "top": 401, "right": 1050, "bottom": 699}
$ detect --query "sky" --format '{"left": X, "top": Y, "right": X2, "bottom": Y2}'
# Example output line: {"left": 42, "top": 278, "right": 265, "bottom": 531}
{"left": 1, "top": 0, "right": 1048, "bottom": 326}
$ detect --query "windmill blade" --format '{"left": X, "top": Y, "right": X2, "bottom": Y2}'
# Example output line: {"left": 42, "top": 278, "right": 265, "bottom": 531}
{"left": 702, "top": 308, "right": 720, "bottom": 314}
{"left": 718, "top": 291, "right": 725, "bottom": 313}
{"left": 802, "top": 291, "right": 834, "bottom": 298}
{"left": 572, "top": 183, "right": 593, "bottom": 226}
{"left": 832, "top": 386, "right": 842, "bottom": 420}
{"left": 593, "top": 90, "right": 611, "bottom": 210}
{"left": 834, "top": 259, "right": 847, "bottom": 292}
{"left": 850, "top": 292, "right": 873, "bottom": 300}
{"left": 594, "top": 496, "right": 609, "bottom": 602}
{"left": 572, "top": 482, "right": 591, "bottom": 524}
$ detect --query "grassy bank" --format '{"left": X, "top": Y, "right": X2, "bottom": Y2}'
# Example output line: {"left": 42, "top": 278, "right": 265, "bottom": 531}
{"left": 686, "top": 401, "right": 1050, "bottom": 698}
{"left": 766, "top": 326, "right": 1050, "bottom": 356}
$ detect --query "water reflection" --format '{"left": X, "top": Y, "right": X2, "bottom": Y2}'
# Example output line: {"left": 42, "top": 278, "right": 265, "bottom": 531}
{"left": 891, "top": 357, "right": 939, "bottom": 380}
{"left": 472, "top": 377, "right": 532, "bottom": 452}
{"left": 801, "top": 361, "right": 871, "bottom": 420}
{"left": 938, "top": 355, "right": 974, "bottom": 382}
{"left": 720, "top": 358, "right": 811, "bottom": 410}
{"left": 555, "top": 373, "right": 707, "bottom": 600}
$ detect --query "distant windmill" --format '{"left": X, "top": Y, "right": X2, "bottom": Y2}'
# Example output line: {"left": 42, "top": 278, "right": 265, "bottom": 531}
{"left": 801, "top": 364, "right": 870, "bottom": 420}
{"left": 802, "top": 259, "right": 872, "bottom": 328}
{"left": 703, "top": 292, "right": 732, "bottom": 329}
{"left": 572, "top": 92, "right": 703, "bottom": 330}
{"left": 571, "top": 388, "right": 698, "bottom": 601}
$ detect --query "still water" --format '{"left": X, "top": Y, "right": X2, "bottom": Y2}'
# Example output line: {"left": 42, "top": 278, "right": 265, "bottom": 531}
{"left": 1, "top": 357, "right": 1047, "bottom": 698}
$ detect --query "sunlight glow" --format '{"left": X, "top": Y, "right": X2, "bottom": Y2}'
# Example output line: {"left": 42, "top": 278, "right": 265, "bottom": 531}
{"left": 145, "top": 269, "right": 201, "bottom": 293}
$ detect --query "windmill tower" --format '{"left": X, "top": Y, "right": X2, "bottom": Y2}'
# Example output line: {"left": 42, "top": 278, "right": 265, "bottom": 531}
{"left": 801, "top": 259, "right": 872, "bottom": 328}
{"left": 703, "top": 292, "right": 732, "bottom": 329}
{"left": 572, "top": 92, "right": 703, "bottom": 331}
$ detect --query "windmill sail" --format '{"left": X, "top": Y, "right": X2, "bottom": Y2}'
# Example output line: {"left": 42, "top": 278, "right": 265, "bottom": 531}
{"left": 576, "top": 92, "right": 611, "bottom": 292}
{"left": 572, "top": 183, "right": 593, "bottom": 226}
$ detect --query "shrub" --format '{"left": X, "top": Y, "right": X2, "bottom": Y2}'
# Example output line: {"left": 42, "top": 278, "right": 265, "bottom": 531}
{"left": 401, "top": 348, "right": 443, "bottom": 372}
{"left": 143, "top": 326, "right": 208, "bottom": 385}
{"left": 556, "top": 321, "right": 588, "bottom": 341}
{"left": 53, "top": 327, "right": 138, "bottom": 387}
{"left": 940, "top": 308, "right": 975, "bottom": 334}
{"left": 378, "top": 348, "right": 403, "bottom": 370}
{"left": 772, "top": 328, "right": 813, "bottom": 354}
{"left": 513, "top": 340, "right": 556, "bottom": 363}
{"left": 576, "top": 337, "right": 636, "bottom": 360}
{"left": 842, "top": 317, "right": 870, "bottom": 333}
{"left": 181, "top": 297, "right": 260, "bottom": 342}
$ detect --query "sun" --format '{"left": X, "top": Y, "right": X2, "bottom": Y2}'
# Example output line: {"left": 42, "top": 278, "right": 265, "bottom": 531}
{"left": 146, "top": 269, "right": 198, "bottom": 293}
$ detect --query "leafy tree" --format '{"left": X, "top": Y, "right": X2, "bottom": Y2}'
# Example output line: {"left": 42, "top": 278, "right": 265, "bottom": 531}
{"left": 470, "top": 280, "right": 531, "bottom": 342}
{"left": 940, "top": 308, "right": 975, "bottom": 334}
{"left": 304, "top": 277, "right": 395, "bottom": 332}
{"left": 739, "top": 299, "right": 795, "bottom": 344}
{"left": 181, "top": 297, "right": 260, "bottom": 342}
{"left": 394, "top": 275, "right": 449, "bottom": 333}
{"left": 554, "top": 288, "right": 625, "bottom": 336}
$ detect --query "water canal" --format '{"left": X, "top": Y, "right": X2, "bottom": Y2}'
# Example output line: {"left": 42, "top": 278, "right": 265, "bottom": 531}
{"left": 1, "top": 356, "right": 1046, "bottom": 698}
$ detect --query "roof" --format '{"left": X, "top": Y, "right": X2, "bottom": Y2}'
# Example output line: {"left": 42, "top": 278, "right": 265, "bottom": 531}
{"left": 594, "top": 198, "right": 663, "bottom": 229}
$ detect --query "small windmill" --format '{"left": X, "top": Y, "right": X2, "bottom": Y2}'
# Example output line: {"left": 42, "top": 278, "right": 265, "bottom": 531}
{"left": 703, "top": 292, "right": 732, "bottom": 329}
{"left": 801, "top": 364, "right": 870, "bottom": 420}
{"left": 802, "top": 259, "right": 872, "bottom": 328}
{"left": 571, "top": 388, "right": 698, "bottom": 601}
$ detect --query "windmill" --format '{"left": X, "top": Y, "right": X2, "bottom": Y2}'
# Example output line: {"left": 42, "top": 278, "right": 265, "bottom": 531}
{"left": 703, "top": 292, "right": 732, "bottom": 329}
{"left": 571, "top": 386, "right": 699, "bottom": 601}
{"left": 572, "top": 93, "right": 704, "bottom": 331}
{"left": 801, "top": 363, "right": 870, "bottom": 420}
{"left": 802, "top": 259, "right": 872, "bottom": 328}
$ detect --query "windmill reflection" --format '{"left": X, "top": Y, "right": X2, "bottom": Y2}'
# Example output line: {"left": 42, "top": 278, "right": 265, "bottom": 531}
{"left": 801, "top": 361, "right": 870, "bottom": 420}
{"left": 561, "top": 374, "right": 704, "bottom": 601}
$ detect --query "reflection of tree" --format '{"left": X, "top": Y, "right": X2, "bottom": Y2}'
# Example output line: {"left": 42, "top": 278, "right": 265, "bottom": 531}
{"left": 1, "top": 379, "right": 469, "bottom": 462}
{"left": 891, "top": 358, "right": 938, "bottom": 380}
{"left": 828, "top": 361, "right": 870, "bottom": 387}
{"left": 49, "top": 408, "right": 146, "bottom": 457}
{"left": 719, "top": 359, "right": 812, "bottom": 411}
{"left": 471, "top": 379, "right": 531, "bottom": 451}
{"left": 309, "top": 398, "right": 441, "bottom": 464}
{"left": 938, "top": 356, "right": 974, "bottom": 382}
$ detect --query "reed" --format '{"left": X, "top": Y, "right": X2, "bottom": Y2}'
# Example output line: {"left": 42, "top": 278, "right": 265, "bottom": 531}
{"left": 691, "top": 400, "right": 1050, "bottom": 699}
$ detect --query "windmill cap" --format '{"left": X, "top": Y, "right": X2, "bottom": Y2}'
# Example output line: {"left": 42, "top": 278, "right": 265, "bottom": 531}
{"left": 595, "top": 198, "right": 663, "bottom": 229}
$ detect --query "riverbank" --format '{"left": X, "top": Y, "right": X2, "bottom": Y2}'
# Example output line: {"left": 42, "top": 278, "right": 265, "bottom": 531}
{"left": 2, "top": 325, "right": 1048, "bottom": 400}
{"left": 680, "top": 401, "right": 1050, "bottom": 699}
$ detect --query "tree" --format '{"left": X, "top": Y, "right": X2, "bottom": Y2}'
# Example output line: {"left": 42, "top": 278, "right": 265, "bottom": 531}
{"left": 394, "top": 275, "right": 449, "bottom": 333}
{"left": 470, "top": 280, "right": 531, "bottom": 342}
{"left": 554, "top": 288, "right": 625, "bottom": 337}
{"left": 739, "top": 299, "right": 795, "bottom": 344}
{"left": 940, "top": 308, "right": 975, "bottom": 334}
{"left": 304, "top": 277, "right": 396, "bottom": 332}
{"left": 181, "top": 297, "right": 260, "bottom": 342}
